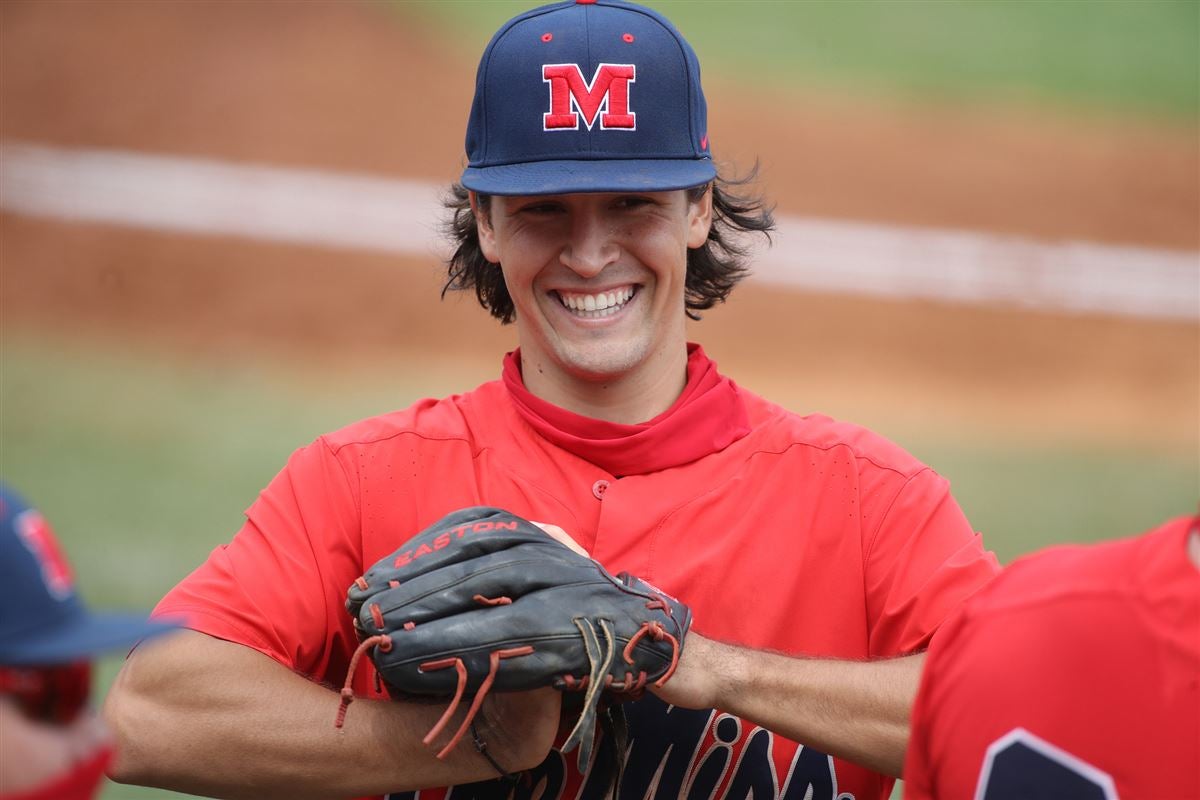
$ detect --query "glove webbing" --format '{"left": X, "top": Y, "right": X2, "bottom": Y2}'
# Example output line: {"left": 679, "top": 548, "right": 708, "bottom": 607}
{"left": 562, "top": 617, "right": 613, "bottom": 771}
{"left": 560, "top": 615, "right": 681, "bottom": 772}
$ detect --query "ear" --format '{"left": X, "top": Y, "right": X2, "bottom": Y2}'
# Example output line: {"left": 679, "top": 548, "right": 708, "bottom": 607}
{"left": 470, "top": 192, "right": 501, "bottom": 264}
{"left": 686, "top": 185, "right": 713, "bottom": 249}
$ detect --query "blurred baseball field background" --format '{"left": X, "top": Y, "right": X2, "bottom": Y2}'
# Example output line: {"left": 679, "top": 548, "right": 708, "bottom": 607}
{"left": 1, "top": 2, "right": 1196, "bottom": 798}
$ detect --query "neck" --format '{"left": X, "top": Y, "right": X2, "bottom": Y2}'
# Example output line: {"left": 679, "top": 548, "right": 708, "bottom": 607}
{"left": 520, "top": 346, "right": 690, "bottom": 424}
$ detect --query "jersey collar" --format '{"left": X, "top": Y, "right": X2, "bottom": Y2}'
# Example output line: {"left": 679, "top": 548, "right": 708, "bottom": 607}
{"left": 502, "top": 343, "right": 751, "bottom": 477}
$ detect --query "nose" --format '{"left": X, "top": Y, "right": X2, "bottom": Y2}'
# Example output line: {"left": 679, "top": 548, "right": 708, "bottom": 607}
{"left": 559, "top": 209, "right": 619, "bottom": 278}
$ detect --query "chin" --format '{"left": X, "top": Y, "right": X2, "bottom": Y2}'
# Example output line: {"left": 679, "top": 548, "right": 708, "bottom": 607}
{"left": 554, "top": 339, "right": 650, "bottom": 383}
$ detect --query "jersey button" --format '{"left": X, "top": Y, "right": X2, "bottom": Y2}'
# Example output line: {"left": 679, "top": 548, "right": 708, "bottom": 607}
{"left": 591, "top": 479, "right": 610, "bottom": 500}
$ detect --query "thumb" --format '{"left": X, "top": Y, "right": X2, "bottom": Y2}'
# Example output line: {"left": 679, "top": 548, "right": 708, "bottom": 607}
{"left": 530, "top": 522, "right": 590, "bottom": 557}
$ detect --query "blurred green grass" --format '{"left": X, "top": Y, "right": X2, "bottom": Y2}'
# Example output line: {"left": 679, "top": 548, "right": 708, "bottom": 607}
{"left": 0, "top": 337, "right": 464, "bottom": 609}
{"left": 3, "top": 336, "right": 1194, "bottom": 800}
{"left": 410, "top": 0, "right": 1200, "bottom": 120}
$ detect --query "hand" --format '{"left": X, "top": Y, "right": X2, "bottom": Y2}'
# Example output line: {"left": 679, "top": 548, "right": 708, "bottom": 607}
{"left": 0, "top": 696, "right": 111, "bottom": 794}
{"left": 531, "top": 521, "right": 589, "bottom": 557}
{"left": 472, "top": 687, "right": 563, "bottom": 772}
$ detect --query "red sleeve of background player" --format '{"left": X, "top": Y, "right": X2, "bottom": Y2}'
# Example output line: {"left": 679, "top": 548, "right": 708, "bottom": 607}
{"left": 907, "top": 583, "right": 1148, "bottom": 799}
{"left": 904, "top": 519, "right": 1200, "bottom": 799}
{"left": 902, "top": 591, "right": 979, "bottom": 799}
{"left": 861, "top": 467, "right": 999, "bottom": 656}
{"left": 152, "top": 438, "right": 362, "bottom": 673}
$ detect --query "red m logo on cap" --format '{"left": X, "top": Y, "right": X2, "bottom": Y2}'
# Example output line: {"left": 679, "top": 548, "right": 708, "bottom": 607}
{"left": 543, "top": 63, "right": 636, "bottom": 131}
{"left": 16, "top": 510, "right": 74, "bottom": 600}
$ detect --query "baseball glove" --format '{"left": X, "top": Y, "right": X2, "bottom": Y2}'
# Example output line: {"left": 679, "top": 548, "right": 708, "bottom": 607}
{"left": 334, "top": 506, "right": 692, "bottom": 774}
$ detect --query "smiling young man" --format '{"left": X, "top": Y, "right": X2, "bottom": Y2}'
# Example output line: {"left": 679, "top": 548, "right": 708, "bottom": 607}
{"left": 105, "top": 2, "right": 999, "bottom": 800}
{"left": 472, "top": 189, "right": 708, "bottom": 421}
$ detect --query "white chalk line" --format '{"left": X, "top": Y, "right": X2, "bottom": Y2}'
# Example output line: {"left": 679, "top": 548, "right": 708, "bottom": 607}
{"left": 1, "top": 141, "right": 1196, "bottom": 320}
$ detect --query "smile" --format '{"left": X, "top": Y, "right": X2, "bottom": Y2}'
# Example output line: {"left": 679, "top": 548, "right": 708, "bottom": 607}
{"left": 555, "top": 286, "right": 636, "bottom": 319}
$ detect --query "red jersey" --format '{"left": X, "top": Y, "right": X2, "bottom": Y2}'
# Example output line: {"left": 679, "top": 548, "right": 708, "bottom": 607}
{"left": 904, "top": 515, "right": 1200, "bottom": 800}
{"left": 157, "top": 346, "right": 999, "bottom": 800}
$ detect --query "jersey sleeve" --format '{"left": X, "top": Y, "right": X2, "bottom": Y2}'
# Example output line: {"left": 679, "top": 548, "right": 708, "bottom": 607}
{"left": 901, "top": 601, "right": 967, "bottom": 799}
{"left": 904, "top": 588, "right": 1123, "bottom": 798}
{"left": 905, "top": 523, "right": 1200, "bottom": 799}
{"left": 152, "top": 438, "right": 362, "bottom": 673}
{"left": 861, "top": 467, "right": 999, "bottom": 657}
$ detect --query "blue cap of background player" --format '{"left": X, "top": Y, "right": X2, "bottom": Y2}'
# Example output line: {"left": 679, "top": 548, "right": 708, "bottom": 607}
{"left": 0, "top": 483, "right": 176, "bottom": 665}
{"left": 461, "top": 0, "right": 716, "bottom": 196}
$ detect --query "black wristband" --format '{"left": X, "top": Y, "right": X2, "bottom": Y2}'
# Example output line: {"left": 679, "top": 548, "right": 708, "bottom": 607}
{"left": 471, "top": 721, "right": 519, "bottom": 784}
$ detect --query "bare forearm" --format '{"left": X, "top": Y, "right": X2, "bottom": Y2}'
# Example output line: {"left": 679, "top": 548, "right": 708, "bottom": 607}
{"left": 655, "top": 634, "right": 923, "bottom": 778}
{"left": 104, "top": 630, "right": 558, "bottom": 799}
{"left": 721, "top": 642, "right": 922, "bottom": 776}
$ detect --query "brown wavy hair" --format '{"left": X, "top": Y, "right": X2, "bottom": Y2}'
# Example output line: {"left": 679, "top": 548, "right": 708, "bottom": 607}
{"left": 441, "top": 169, "right": 775, "bottom": 323}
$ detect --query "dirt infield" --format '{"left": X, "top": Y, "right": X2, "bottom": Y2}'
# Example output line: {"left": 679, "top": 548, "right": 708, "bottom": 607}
{"left": 2, "top": 0, "right": 1196, "bottom": 450}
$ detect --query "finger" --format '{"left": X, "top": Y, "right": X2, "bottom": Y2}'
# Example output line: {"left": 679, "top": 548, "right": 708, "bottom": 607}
{"left": 531, "top": 522, "right": 590, "bottom": 557}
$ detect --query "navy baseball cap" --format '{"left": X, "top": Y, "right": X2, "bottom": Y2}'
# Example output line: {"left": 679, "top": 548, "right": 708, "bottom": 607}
{"left": 462, "top": 0, "right": 716, "bottom": 196}
{"left": 0, "top": 484, "right": 176, "bottom": 665}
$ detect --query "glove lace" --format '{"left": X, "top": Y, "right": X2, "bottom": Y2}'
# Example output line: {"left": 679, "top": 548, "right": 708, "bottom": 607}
{"left": 420, "top": 646, "right": 534, "bottom": 758}
{"left": 623, "top": 619, "right": 681, "bottom": 688}
{"left": 562, "top": 617, "right": 616, "bottom": 770}
{"left": 334, "top": 634, "right": 392, "bottom": 729}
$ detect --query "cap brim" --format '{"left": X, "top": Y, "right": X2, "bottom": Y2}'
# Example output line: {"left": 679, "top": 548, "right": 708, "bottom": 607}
{"left": 462, "top": 158, "right": 716, "bottom": 196}
{"left": 0, "top": 611, "right": 179, "bottom": 665}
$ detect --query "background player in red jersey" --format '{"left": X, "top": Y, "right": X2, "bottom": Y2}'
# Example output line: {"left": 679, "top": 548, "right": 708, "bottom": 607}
{"left": 0, "top": 483, "right": 176, "bottom": 800}
{"left": 104, "top": 2, "right": 999, "bottom": 799}
{"left": 904, "top": 514, "right": 1199, "bottom": 799}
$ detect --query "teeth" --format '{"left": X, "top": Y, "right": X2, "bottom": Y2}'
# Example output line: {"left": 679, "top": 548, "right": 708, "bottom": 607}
{"left": 558, "top": 286, "right": 635, "bottom": 317}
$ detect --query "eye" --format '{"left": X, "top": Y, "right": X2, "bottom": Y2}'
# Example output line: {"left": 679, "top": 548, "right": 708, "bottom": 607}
{"left": 514, "top": 200, "right": 565, "bottom": 216}
{"left": 613, "top": 195, "right": 655, "bottom": 210}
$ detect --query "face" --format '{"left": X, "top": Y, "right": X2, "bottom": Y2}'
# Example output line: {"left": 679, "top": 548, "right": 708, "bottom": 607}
{"left": 474, "top": 189, "right": 712, "bottom": 393}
